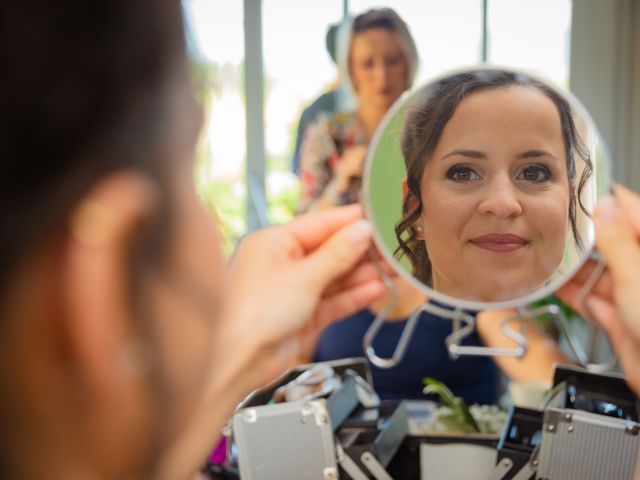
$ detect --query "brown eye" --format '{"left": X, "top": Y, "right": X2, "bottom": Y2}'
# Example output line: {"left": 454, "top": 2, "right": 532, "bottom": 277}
{"left": 385, "top": 56, "right": 402, "bottom": 67}
{"left": 360, "top": 59, "right": 374, "bottom": 71}
{"left": 446, "top": 165, "right": 481, "bottom": 182}
{"left": 518, "top": 164, "right": 552, "bottom": 182}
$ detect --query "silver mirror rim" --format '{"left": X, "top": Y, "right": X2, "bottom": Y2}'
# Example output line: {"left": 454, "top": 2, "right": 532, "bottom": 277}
{"left": 361, "top": 63, "right": 613, "bottom": 312}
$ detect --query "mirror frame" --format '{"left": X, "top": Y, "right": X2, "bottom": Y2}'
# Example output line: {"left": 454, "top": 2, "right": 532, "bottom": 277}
{"left": 362, "top": 64, "right": 612, "bottom": 312}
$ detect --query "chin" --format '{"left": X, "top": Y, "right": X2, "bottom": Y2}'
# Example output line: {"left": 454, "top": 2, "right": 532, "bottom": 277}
{"left": 467, "top": 275, "right": 545, "bottom": 303}
{"left": 375, "top": 96, "right": 398, "bottom": 109}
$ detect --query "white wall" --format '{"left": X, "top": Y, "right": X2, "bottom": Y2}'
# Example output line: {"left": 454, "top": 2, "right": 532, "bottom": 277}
{"left": 570, "top": 0, "right": 640, "bottom": 190}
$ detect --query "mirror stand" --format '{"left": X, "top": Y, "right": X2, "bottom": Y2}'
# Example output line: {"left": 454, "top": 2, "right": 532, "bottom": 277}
{"left": 362, "top": 294, "right": 471, "bottom": 368}
{"left": 363, "top": 249, "right": 617, "bottom": 372}
{"left": 447, "top": 307, "right": 529, "bottom": 359}
{"left": 363, "top": 294, "right": 533, "bottom": 368}
{"left": 363, "top": 248, "right": 530, "bottom": 367}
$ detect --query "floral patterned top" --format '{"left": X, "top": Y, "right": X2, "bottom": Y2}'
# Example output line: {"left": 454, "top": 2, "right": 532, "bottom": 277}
{"left": 298, "top": 111, "right": 369, "bottom": 213}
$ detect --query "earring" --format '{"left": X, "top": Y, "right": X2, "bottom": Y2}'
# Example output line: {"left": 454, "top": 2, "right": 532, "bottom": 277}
{"left": 413, "top": 225, "right": 423, "bottom": 233}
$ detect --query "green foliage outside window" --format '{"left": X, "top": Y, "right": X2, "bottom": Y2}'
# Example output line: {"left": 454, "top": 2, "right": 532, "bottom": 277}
{"left": 190, "top": 58, "right": 301, "bottom": 256}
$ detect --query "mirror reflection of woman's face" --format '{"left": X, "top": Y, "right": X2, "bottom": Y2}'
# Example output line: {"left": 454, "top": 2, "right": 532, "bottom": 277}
{"left": 417, "top": 85, "right": 571, "bottom": 302}
{"left": 349, "top": 28, "right": 408, "bottom": 111}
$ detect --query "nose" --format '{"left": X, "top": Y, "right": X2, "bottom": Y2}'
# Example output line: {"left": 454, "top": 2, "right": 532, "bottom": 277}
{"left": 373, "top": 62, "right": 391, "bottom": 84}
{"left": 478, "top": 177, "right": 523, "bottom": 218}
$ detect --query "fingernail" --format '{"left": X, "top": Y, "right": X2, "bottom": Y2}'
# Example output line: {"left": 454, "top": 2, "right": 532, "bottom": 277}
{"left": 595, "top": 194, "right": 619, "bottom": 223}
{"left": 345, "top": 219, "right": 373, "bottom": 243}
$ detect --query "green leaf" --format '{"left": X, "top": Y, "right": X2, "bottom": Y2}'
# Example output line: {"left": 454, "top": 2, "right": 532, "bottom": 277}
{"left": 423, "top": 377, "right": 480, "bottom": 433}
{"left": 423, "top": 377, "right": 457, "bottom": 409}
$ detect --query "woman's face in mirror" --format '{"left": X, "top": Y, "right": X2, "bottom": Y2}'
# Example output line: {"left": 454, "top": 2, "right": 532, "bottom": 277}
{"left": 349, "top": 28, "right": 408, "bottom": 111}
{"left": 415, "top": 85, "right": 571, "bottom": 301}
{"left": 366, "top": 68, "right": 603, "bottom": 309}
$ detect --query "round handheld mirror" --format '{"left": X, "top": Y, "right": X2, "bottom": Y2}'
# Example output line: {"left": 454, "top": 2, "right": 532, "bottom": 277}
{"left": 362, "top": 66, "right": 612, "bottom": 365}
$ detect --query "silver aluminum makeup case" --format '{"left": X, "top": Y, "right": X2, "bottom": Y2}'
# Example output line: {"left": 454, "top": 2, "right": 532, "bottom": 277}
{"left": 229, "top": 357, "right": 409, "bottom": 480}
{"left": 535, "top": 365, "right": 640, "bottom": 480}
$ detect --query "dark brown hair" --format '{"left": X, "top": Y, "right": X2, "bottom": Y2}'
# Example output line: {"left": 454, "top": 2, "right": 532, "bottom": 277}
{"left": 394, "top": 69, "right": 593, "bottom": 285}
{"left": 0, "top": 0, "right": 187, "bottom": 301}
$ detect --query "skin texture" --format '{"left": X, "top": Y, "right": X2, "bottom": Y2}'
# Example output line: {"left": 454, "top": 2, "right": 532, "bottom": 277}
{"left": 557, "top": 184, "right": 640, "bottom": 396}
{"left": 416, "top": 85, "right": 571, "bottom": 302}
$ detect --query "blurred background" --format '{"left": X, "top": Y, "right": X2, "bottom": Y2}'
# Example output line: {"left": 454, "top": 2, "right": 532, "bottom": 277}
{"left": 182, "top": 0, "right": 640, "bottom": 251}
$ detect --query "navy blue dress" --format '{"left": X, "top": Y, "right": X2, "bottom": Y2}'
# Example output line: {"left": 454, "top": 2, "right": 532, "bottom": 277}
{"left": 313, "top": 306, "right": 498, "bottom": 404}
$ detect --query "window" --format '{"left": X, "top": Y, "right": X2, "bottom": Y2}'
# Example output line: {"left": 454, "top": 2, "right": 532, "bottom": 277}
{"left": 488, "top": 0, "right": 572, "bottom": 87}
{"left": 262, "top": 0, "right": 344, "bottom": 223}
{"left": 186, "top": 0, "right": 573, "bottom": 251}
{"left": 184, "top": 0, "right": 246, "bottom": 250}
{"left": 350, "top": 0, "right": 483, "bottom": 82}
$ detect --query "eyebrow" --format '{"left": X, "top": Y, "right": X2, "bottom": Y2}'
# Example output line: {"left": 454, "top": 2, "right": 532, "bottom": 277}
{"left": 517, "top": 150, "right": 559, "bottom": 161}
{"left": 440, "top": 149, "right": 486, "bottom": 161}
{"left": 440, "top": 149, "right": 559, "bottom": 161}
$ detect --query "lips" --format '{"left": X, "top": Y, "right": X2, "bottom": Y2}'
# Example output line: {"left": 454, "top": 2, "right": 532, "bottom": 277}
{"left": 470, "top": 233, "right": 528, "bottom": 253}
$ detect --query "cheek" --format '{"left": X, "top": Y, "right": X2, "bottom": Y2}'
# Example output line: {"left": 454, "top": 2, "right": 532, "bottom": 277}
{"left": 422, "top": 209, "right": 465, "bottom": 259}
{"left": 174, "top": 169, "right": 226, "bottom": 291}
{"left": 149, "top": 168, "right": 225, "bottom": 423}
{"left": 420, "top": 185, "right": 473, "bottom": 243}
{"left": 529, "top": 188, "right": 571, "bottom": 240}
{"left": 350, "top": 65, "right": 366, "bottom": 93}
{"left": 394, "top": 62, "right": 408, "bottom": 87}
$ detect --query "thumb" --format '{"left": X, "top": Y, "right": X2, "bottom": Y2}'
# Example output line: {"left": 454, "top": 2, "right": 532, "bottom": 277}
{"left": 595, "top": 196, "right": 640, "bottom": 293}
{"left": 613, "top": 184, "right": 640, "bottom": 234}
{"left": 299, "top": 219, "right": 374, "bottom": 292}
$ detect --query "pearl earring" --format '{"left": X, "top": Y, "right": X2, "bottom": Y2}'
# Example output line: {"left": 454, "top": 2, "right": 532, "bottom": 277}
{"left": 413, "top": 225, "right": 423, "bottom": 233}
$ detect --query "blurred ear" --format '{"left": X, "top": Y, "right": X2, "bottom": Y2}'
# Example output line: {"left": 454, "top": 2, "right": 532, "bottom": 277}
{"left": 61, "top": 170, "right": 159, "bottom": 398}
{"left": 402, "top": 177, "right": 423, "bottom": 239}
{"left": 401, "top": 177, "right": 419, "bottom": 211}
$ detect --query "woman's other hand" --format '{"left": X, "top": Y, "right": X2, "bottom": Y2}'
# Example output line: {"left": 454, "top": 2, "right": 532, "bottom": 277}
{"left": 557, "top": 185, "right": 640, "bottom": 394}
{"left": 334, "top": 145, "right": 368, "bottom": 192}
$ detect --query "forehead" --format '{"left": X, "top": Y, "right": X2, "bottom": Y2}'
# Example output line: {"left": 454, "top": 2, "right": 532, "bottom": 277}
{"left": 350, "top": 28, "right": 404, "bottom": 59}
{"left": 440, "top": 85, "right": 564, "bottom": 146}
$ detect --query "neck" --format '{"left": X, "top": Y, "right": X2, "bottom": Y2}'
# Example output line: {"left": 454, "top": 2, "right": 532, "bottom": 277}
{"left": 3, "top": 435, "right": 105, "bottom": 480}
{"left": 0, "top": 343, "right": 107, "bottom": 480}
{"left": 432, "top": 272, "right": 536, "bottom": 303}
{"left": 431, "top": 273, "right": 472, "bottom": 302}
{"left": 356, "top": 102, "right": 389, "bottom": 139}
{"left": 0, "top": 254, "right": 146, "bottom": 480}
